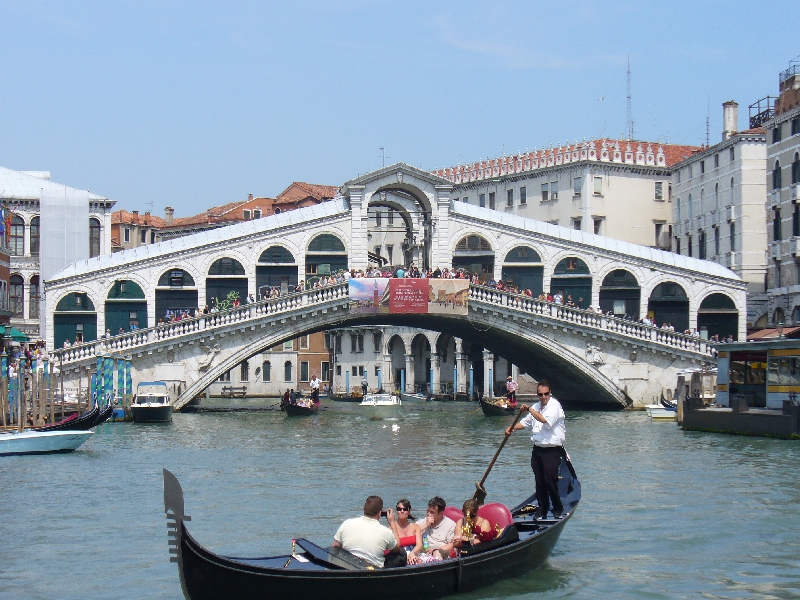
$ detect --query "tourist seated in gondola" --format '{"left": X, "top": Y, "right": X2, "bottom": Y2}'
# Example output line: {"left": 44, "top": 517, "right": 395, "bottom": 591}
{"left": 394, "top": 499, "right": 423, "bottom": 564}
{"left": 452, "top": 499, "right": 495, "bottom": 549}
{"left": 333, "top": 496, "right": 405, "bottom": 568}
{"left": 416, "top": 496, "right": 456, "bottom": 561}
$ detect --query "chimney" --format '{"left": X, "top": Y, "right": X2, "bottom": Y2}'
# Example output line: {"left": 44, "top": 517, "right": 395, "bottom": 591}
{"left": 144, "top": 211, "right": 150, "bottom": 224}
{"left": 248, "top": 193, "right": 253, "bottom": 201}
{"left": 132, "top": 210, "right": 139, "bottom": 224}
{"left": 165, "top": 206, "right": 174, "bottom": 226}
{"left": 722, "top": 101, "right": 738, "bottom": 141}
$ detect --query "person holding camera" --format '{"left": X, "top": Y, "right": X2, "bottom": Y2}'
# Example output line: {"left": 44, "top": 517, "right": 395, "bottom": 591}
{"left": 333, "top": 496, "right": 405, "bottom": 568}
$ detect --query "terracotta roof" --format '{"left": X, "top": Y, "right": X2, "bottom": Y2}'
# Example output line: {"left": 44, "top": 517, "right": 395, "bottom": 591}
{"left": 747, "top": 327, "right": 800, "bottom": 340}
{"left": 112, "top": 210, "right": 167, "bottom": 227}
{"left": 276, "top": 182, "right": 338, "bottom": 202}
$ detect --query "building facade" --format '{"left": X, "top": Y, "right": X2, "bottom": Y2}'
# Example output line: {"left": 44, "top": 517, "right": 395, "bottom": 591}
{"left": 764, "top": 62, "right": 800, "bottom": 326}
{"left": 0, "top": 167, "right": 115, "bottom": 340}
{"left": 671, "top": 102, "right": 768, "bottom": 310}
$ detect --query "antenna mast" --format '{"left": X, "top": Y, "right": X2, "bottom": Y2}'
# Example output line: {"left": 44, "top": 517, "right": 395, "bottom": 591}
{"left": 626, "top": 56, "right": 633, "bottom": 140}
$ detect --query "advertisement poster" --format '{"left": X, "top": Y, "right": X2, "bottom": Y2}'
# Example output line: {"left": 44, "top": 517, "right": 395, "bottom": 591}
{"left": 350, "top": 278, "right": 470, "bottom": 315}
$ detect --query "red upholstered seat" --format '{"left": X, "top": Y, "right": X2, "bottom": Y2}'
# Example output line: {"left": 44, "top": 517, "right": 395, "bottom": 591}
{"left": 476, "top": 503, "right": 513, "bottom": 530}
{"left": 443, "top": 506, "right": 464, "bottom": 523}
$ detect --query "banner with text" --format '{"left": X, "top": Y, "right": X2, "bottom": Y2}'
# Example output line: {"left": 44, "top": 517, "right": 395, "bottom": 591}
{"left": 349, "top": 278, "right": 469, "bottom": 315}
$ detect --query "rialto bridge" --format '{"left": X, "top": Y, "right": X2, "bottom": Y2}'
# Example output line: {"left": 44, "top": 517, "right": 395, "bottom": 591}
{"left": 43, "top": 164, "right": 745, "bottom": 408}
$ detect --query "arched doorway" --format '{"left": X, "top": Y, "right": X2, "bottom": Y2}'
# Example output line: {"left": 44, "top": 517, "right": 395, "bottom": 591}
{"left": 648, "top": 282, "right": 689, "bottom": 332}
{"left": 388, "top": 335, "right": 407, "bottom": 391}
{"left": 410, "top": 334, "right": 432, "bottom": 393}
{"left": 452, "top": 235, "right": 494, "bottom": 282}
{"left": 773, "top": 307, "right": 785, "bottom": 325}
{"left": 697, "top": 293, "right": 738, "bottom": 340}
{"left": 599, "top": 269, "right": 641, "bottom": 318}
{"left": 105, "top": 280, "right": 147, "bottom": 333}
{"left": 550, "top": 257, "right": 591, "bottom": 309}
{"left": 501, "top": 246, "right": 543, "bottom": 294}
{"left": 156, "top": 269, "right": 198, "bottom": 319}
{"left": 54, "top": 292, "right": 97, "bottom": 348}
{"left": 305, "top": 234, "right": 347, "bottom": 284}
{"left": 206, "top": 258, "right": 247, "bottom": 307}
{"left": 256, "top": 246, "right": 298, "bottom": 297}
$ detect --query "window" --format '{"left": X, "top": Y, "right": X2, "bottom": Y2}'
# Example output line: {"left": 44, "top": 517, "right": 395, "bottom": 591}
{"left": 30, "top": 216, "right": 40, "bottom": 256}
{"left": 594, "top": 218, "right": 603, "bottom": 235}
{"left": 792, "top": 117, "right": 800, "bottom": 136}
{"left": 541, "top": 183, "right": 549, "bottom": 201}
{"left": 29, "top": 276, "right": 39, "bottom": 319}
{"left": 730, "top": 222, "right": 736, "bottom": 252}
{"left": 573, "top": 219, "right": 581, "bottom": 230}
{"left": 300, "top": 361, "right": 309, "bottom": 382}
{"left": 350, "top": 333, "right": 364, "bottom": 353}
{"left": 519, "top": 186, "right": 527, "bottom": 205}
{"left": 374, "top": 365, "right": 380, "bottom": 377}
{"left": 321, "top": 362, "right": 330, "bottom": 382}
{"left": 151, "top": 230, "right": 156, "bottom": 244}
{"left": 336, "top": 365, "right": 341, "bottom": 376}
{"left": 776, "top": 260, "right": 782, "bottom": 288}
{"left": 374, "top": 246, "right": 382, "bottom": 258}
{"left": 714, "top": 154, "right": 719, "bottom": 168}
{"left": 654, "top": 182, "right": 663, "bottom": 201}
{"left": 240, "top": 360, "right": 249, "bottom": 382}
{"left": 715, "top": 183, "right": 719, "bottom": 209}
{"left": 335, "top": 335, "right": 342, "bottom": 353}
{"left": 655, "top": 223, "right": 663, "bottom": 247}
{"left": 773, "top": 125, "right": 782, "bottom": 144}
{"left": 462, "top": 197, "right": 468, "bottom": 203}
{"left": 479, "top": 193, "right": 486, "bottom": 207}
{"left": 9, "top": 275, "right": 23, "bottom": 317}
{"left": 700, "top": 160, "right": 705, "bottom": 174}
{"left": 386, "top": 245, "right": 393, "bottom": 265}
{"left": 593, "top": 176, "right": 602, "bottom": 195}
{"left": 676, "top": 198, "right": 681, "bottom": 221}
{"left": 388, "top": 210, "right": 394, "bottom": 225}
{"left": 793, "top": 153, "right": 800, "bottom": 185}
{"left": 300, "top": 335, "right": 309, "bottom": 350}
{"left": 550, "top": 181, "right": 559, "bottom": 200}
{"left": 687, "top": 165, "right": 692, "bottom": 179}
{"left": 506, "top": 189, "right": 514, "bottom": 207}
{"left": 774, "top": 208, "right": 782, "bottom": 241}
{"left": 217, "top": 370, "right": 231, "bottom": 382}
{"left": 699, "top": 230, "right": 706, "bottom": 260}
{"left": 573, "top": 177, "right": 582, "bottom": 195}
{"left": 324, "top": 333, "right": 331, "bottom": 349}
{"left": 675, "top": 237, "right": 681, "bottom": 254}
{"left": 262, "top": 361, "right": 271, "bottom": 382}
{"left": 373, "top": 332, "right": 382, "bottom": 352}
{"left": 140, "top": 229, "right": 147, "bottom": 243}
{"left": 688, "top": 194, "right": 693, "bottom": 220}
{"left": 375, "top": 211, "right": 382, "bottom": 227}
{"left": 124, "top": 228, "right": 130, "bottom": 243}
{"left": 10, "top": 216, "right": 23, "bottom": 256}
{"left": 243, "top": 209, "right": 251, "bottom": 220}
{"left": 714, "top": 227, "right": 720, "bottom": 255}
{"left": 283, "top": 340, "right": 293, "bottom": 351}
{"left": 730, "top": 147, "right": 735, "bottom": 161}
{"left": 774, "top": 160, "right": 782, "bottom": 190}
{"left": 795, "top": 204, "right": 800, "bottom": 237}
{"left": 284, "top": 361, "right": 293, "bottom": 382}
{"left": 253, "top": 209, "right": 262, "bottom": 219}
{"left": 687, "top": 235, "right": 693, "bottom": 258}
{"left": 488, "top": 192, "right": 495, "bottom": 209}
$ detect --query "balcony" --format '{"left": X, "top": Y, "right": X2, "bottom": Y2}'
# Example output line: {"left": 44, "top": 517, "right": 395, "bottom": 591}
{"left": 749, "top": 96, "right": 776, "bottom": 129}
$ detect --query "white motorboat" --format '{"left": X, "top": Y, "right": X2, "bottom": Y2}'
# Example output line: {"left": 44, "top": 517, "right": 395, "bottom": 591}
{"left": 400, "top": 391, "right": 429, "bottom": 403}
{"left": 359, "top": 393, "right": 402, "bottom": 417}
{"left": 0, "top": 429, "right": 93, "bottom": 456}
{"left": 132, "top": 381, "right": 174, "bottom": 423}
{"left": 644, "top": 404, "right": 677, "bottom": 421}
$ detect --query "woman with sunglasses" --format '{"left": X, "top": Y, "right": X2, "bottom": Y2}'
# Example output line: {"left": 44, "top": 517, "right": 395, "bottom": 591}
{"left": 452, "top": 499, "right": 494, "bottom": 549}
{"left": 394, "top": 499, "right": 423, "bottom": 564}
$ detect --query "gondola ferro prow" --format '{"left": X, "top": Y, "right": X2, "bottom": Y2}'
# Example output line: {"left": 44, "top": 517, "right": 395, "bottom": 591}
{"left": 163, "top": 469, "right": 191, "bottom": 564}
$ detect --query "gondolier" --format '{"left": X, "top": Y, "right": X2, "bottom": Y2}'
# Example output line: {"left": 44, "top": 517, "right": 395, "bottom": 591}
{"left": 505, "top": 376, "right": 518, "bottom": 407}
{"left": 310, "top": 375, "right": 321, "bottom": 405}
{"left": 505, "top": 379, "right": 566, "bottom": 518}
{"left": 361, "top": 373, "right": 369, "bottom": 396}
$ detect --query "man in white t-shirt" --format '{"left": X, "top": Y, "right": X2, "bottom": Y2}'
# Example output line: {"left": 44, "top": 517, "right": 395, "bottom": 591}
{"left": 506, "top": 379, "right": 566, "bottom": 518}
{"left": 416, "top": 496, "right": 456, "bottom": 559}
{"left": 333, "top": 496, "right": 403, "bottom": 568}
{"left": 309, "top": 375, "right": 321, "bottom": 405}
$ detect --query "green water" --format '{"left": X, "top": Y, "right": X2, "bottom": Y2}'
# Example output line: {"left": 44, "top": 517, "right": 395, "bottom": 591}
{"left": 1, "top": 400, "right": 799, "bottom": 599}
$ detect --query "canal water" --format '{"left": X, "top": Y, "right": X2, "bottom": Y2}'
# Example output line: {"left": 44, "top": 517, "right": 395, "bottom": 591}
{"left": 2, "top": 400, "right": 800, "bottom": 599}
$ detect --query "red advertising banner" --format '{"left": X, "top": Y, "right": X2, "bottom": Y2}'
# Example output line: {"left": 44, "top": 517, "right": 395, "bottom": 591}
{"left": 389, "top": 278, "right": 428, "bottom": 313}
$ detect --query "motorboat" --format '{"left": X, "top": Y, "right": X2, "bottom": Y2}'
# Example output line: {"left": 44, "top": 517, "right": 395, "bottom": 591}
{"left": 132, "top": 381, "right": 173, "bottom": 423}
{"left": 359, "top": 393, "right": 402, "bottom": 417}
{"left": 162, "top": 455, "right": 581, "bottom": 600}
{"left": 0, "top": 429, "right": 93, "bottom": 456}
{"left": 644, "top": 402, "right": 677, "bottom": 421}
{"left": 399, "top": 391, "right": 429, "bottom": 403}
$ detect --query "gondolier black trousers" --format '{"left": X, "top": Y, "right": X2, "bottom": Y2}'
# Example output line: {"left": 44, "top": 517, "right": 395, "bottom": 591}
{"left": 530, "top": 445, "right": 564, "bottom": 515}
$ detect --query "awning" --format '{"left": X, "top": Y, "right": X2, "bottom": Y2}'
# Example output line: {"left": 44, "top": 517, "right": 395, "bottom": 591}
{"left": 0, "top": 326, "right": 30, "bottom": 342}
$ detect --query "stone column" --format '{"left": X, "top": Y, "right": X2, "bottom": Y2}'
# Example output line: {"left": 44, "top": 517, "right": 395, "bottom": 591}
{"left": 483, "top": 349, "right": 494, "bottom": 399}
{"left": 455, "top": 338, "right": 468, "bottom": 394}
{"left": 434, "top": 184, "right": 452, "bottom": 269}
{"left": 348, "top": 185, "right": 368, "bottom": 272}
{"left": 382, "top": 353, "right": 393, "bottom": 391}
{"left": 404, "top": 355, "right": 415, "bottom": 393}
{"left": 431, "top": 352, "right": 441, "bottom": 395}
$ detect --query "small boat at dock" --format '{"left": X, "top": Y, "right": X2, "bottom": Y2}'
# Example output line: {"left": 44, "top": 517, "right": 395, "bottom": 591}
{"left": 0, "top": 429, "right": 94, "bottom": 456}
{"left": 132, "top": 382, "right": 174, "bottom": 423}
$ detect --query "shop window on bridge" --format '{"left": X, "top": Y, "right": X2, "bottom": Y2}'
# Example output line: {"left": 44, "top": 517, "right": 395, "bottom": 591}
{"left": 258, "top": 245, "right": 298, "bottom": 296}
{"left": 106, "top": 280, "right": 147, "bottom": 333}
{"left": 697, "top": 293, "right": 738, "bottom": 341}
{"left": 306, "top": 234, "right": 348, "bottom": 285}
{"left": 157, "top": 269, "right": 198, "bottom": 322}
{"left": 453, "top": 235, "right": 494, "bottom": 282}
{"left": 455, "top": 235, "right": 492, "bottom": 252}
{"left": 159, "top": 269, "right": 196, "bottom": 289}
{"left": 599, "top": 269, "right": 640, "bottom": 318}
{"left": 209, "top": 258, "right": 245, "bottom": 276}
{"left": 262, "top": 361, "right": 271, "bottom": 382}
{"left": 501, "top": 246, "right": 543, "bottom": 295}
{"left": 647, "top": 282, "right": 689, "bottom": 332}
{"left": 550, "top": 257, "right": 591, "bottom": 310}
{"left": 308, "top": 235, "right": 345, "bottom": 253}
{"left": 54, "top": 292, "right": 97, "bottom": 349}
{"left": 207, "top": 258, "right": 248, "bottom": 308}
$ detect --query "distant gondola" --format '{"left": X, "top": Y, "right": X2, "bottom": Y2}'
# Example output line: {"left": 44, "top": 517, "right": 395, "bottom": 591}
{"left": 281, "top": 402, "right": 318, "bottom": 416}
{"left": 163, "top": 457, "right": 580, "bottom": 600}
{"left": 480, "top": 398, "right": 517, "bottom": 416}
{"left": 35, "top": 404, "right": 99, "bottom": 432}
{"left": 660, "top": 394, "right": 677, "bottom": 411}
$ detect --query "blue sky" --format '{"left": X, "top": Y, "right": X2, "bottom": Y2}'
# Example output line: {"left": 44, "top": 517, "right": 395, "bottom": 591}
{"left": 0, "top": 1, "right": 797, "bottom": 217}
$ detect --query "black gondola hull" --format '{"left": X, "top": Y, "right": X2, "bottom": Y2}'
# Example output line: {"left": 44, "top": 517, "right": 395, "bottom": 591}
{"left": 480, "top": 398, "right": 517, "bottom": 416}
{"left": 35, "top": 404, "right": 99, "bottom": 431}
{"left": 282, "top": 403, "right": 318, "bottom": 416}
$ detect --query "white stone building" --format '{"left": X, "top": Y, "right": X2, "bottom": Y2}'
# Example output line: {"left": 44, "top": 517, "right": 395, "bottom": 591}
{"left": 0, "top": 167, "right": 115, "bottom": 339}
{"left": 670, "top": 101, "right": 768, "bottom": 319}
{"left": 763, "top": 62, "right": 800, "bottom": 325}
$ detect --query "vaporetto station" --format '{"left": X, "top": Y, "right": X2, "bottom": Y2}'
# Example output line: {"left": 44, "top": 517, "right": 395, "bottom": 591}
{"left": 43, "top": 164, "right": 745, "bottom": 408}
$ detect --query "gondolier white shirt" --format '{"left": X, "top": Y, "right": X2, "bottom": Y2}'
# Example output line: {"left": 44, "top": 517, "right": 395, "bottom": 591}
{"left": 520, "top": 397, "right": 565, "bottom": 447}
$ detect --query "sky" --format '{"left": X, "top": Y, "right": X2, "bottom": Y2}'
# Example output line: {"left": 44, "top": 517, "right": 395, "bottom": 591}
{"left": 0, "top": 1, "right": 797, "bottom": 218}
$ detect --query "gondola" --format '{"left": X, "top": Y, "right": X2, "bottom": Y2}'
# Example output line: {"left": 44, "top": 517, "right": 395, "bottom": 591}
{"left": 479, "top": 398, "right": 517, "bottom": 416}
{"left": 35, "top": 404, "right": 99, "bottom": 432}
{"left": 89, "top": 402, "right": 115, "bottom": 427}
{"left": 660, "top": 394, "right": 677, "bottom": 411}
{"left": 281, "top": 401, "right": 318, "bottom": 416}
{"left": 163, "top": 457, "right": 581, "bottom": 600}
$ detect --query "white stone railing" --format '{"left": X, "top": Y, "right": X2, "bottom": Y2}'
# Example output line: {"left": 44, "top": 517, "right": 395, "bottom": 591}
{"left": 469, "top": 285, "right": 715, "bottom": 357}
{"left": 51, "top": 283, "right": 351, "bottom": 365}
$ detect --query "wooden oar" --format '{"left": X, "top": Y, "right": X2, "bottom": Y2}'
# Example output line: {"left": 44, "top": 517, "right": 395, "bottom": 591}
{"left": 473, "top": 407, "right": 527, "bottom": 504}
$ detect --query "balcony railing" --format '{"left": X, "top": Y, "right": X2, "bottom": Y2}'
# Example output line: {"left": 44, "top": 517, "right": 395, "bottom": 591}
{"left": 749, "top": 96, "right": 776, "bottom": 129}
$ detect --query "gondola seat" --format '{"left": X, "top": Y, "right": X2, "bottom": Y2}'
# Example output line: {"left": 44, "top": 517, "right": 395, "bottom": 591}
{"left": 443, "top": 506, "right": 464, "bottom": 523}
{"left": 477, "top": 502, "right": 514, "bottom": 531}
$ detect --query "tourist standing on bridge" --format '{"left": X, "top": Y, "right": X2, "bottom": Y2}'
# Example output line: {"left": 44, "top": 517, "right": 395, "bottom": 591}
{"left": 505, "top": 380, "right": 566, "bottom": 518}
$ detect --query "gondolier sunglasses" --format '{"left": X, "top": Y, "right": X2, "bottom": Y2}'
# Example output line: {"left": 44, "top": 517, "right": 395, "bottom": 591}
{"left": 537, "top": 392, "right": 551, "bottom": 397}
